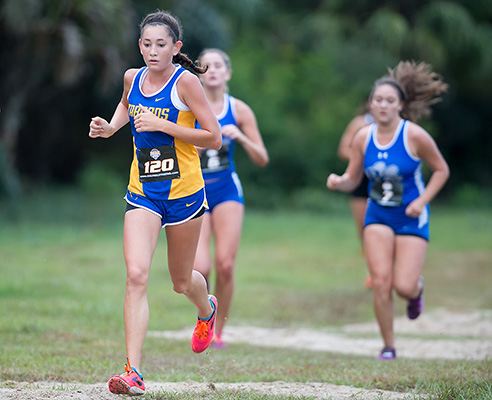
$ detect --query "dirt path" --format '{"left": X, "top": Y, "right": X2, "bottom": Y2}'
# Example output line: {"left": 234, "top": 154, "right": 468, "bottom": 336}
{"left": 150, "top": 307, "right": 492, "bottom": 360}
{"left": 0, "top": 381, "right": 418, "bottom": 400}
{"left": 1, "top": 309, "right": 491, "bottom": 400}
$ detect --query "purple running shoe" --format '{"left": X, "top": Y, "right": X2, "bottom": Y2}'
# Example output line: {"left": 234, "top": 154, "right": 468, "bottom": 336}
{"left": 375, "top": 346, "right": 396, "bottom": 361}
{"left": 212, "top": 334, "right": 227, "bottom": 349}
{"left": 407, "top": 276, "right": 424, "bottom": 320}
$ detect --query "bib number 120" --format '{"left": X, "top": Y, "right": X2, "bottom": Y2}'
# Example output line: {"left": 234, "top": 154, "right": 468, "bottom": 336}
{"left": 138, "top": 145, "right": 180, "bottom": 182}
{"left": 144, "top": 159, "right": 175, "bottom": 174}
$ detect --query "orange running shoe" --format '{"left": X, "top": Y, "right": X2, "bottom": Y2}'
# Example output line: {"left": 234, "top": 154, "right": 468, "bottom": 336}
{"left": 191, "top": 295, "right": 217, "bottom": 353}
{"left": 108, "top": 358, "right": 145, "bottom": 396}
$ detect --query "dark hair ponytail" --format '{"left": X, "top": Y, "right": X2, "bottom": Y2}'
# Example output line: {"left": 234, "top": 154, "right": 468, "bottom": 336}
{"left": 173, "top": 53, "right": 207, "bottom": 74}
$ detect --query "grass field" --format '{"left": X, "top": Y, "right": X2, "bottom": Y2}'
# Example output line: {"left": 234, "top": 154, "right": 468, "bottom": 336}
{"left": 0, "top": 189, "right": 491, "bottom": 399}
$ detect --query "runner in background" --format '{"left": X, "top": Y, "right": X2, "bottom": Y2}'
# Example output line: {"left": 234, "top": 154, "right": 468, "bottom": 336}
{"left": 337, "top": 103, "right": 373, "bottom": 288}
{"left": 327, "top": 61, "right": 449, "bottom": 360}
{"left": 194, "top": 48, "right": 269, "bottom": 349}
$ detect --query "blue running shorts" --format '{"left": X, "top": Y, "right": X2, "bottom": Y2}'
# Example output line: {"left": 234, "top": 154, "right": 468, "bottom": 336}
{"left": 124, "top": 188, "right": 207, "bottom": 227}
{"left": 203, "top": 171, "right": 244, "bottom": 212}
{"left": 364, "top": 199, "right": 430, "bottom": 240}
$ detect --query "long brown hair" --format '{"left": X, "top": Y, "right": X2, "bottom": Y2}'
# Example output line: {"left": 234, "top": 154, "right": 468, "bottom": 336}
{"left": 370, "top": 61, "right": 448, "bottom": 122}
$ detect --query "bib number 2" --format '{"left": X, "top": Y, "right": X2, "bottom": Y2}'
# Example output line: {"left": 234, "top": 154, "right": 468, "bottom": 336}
{"left": 369, "top": 180, "right": 403, "bottom": 207}
{"left": 200, "top": 141, "right": 231, "bottom": 173}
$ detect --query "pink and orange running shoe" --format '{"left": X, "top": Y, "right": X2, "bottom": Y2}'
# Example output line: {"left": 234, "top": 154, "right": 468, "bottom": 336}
{"left": 191, "top": 295, "right": 217, "bottom": 353}
{"left": 108, "top": 358, "right": 145, "bottom": 396}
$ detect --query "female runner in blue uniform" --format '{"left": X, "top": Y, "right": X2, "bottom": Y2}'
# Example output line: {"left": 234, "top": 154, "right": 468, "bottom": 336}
{"left": 327, "top": 61, "right": 449, "bottom": 360}
{"left": 193, "top": 49, "right": 269, "bottom": 349}
{"left": 89, "top": 11, "right": 221, "bottom": 395}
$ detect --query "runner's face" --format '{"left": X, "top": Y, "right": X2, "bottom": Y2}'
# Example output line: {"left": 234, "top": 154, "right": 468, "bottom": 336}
{"left": 139, "top": 24, "right": 181, "bottom": 71}
{"left": 199, "top": 52, "right": 231, "bottom": 89}
{"left": 370, "top": 84, "right": 403, "bottom": 125}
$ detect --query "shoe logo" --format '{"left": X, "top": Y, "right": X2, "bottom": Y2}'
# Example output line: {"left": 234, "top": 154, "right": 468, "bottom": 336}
{"left": 155, "top": 97, "right": 165, "bottom": 102}
{"left": 132, "top": 376, "right": 143, "bottom": 386}
{"left": 186, "top": 201, "right": 197, "bottom": 207}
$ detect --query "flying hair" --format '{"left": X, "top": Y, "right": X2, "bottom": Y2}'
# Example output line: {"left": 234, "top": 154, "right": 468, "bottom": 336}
{"left": 370, "top": 61, "right": 448, "bottom": 122}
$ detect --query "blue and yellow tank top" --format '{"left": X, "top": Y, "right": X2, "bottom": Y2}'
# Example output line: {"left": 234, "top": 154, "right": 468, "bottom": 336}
{"left": 199, "top": 94, "right": 237, "bottom": 178}
{"left": 127, "top": 66, "right": 203, "bottom": 200}
{"left": 364, "top": 120, "right": 425, "bottom": 206}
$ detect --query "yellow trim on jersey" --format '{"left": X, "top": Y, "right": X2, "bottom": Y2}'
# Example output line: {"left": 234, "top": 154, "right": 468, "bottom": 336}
{"left": 169, "top": 110, "right": 204, "bottom": 199}
{"left": 128, "top": 138, "right": 144, "bottom": 196}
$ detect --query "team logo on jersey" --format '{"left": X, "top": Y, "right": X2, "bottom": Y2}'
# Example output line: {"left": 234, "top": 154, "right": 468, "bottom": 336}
{"left": 150, "top": 148, "right": 161, "bottom": 160}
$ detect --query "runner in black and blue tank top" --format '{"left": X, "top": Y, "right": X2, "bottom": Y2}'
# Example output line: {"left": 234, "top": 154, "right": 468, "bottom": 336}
{"left": 193, "top": 49, "right": 269, "bottom": 349}
{"left": 364, "top": 119, "right": 429, "bottom": 239}
{"left": 327, "top": 61, "right": 449, "bottom": 361}
{"left": 198, "top": 94, "right": 244, "bottom": 211}
{"left": 336, "top": 109, "right": 374, "bottom": 288}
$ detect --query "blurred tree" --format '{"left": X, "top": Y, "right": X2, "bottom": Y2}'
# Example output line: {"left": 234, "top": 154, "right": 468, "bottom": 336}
{"left": 0, "top": 0, "right": 136, "bottom": 196}
{"left": 0, "top": 0, "right": 490, "bottom": 204}
{"left": 229, "top": 0, "right": 492, "bottom": 204}
{"left": 0, "top": 0, "right": 257, "bottom": 196}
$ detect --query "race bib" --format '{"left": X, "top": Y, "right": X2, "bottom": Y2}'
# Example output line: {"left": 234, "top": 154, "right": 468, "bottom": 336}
{"left": 369, "top": 180, "right": 403, "bottom": 207}
{"left": 137, "top": 146, "right": 180, "bottom": 182}
{"left": 200, "top": 141, "right": 230, "bottom": 173}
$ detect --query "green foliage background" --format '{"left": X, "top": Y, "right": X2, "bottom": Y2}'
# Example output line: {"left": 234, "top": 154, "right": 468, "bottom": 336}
{"left": 1, "top": 0, "right": 491, "bottom": 207}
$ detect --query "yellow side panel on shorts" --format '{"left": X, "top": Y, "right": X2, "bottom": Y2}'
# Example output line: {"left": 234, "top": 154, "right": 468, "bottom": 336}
{"left": 128, "top": 138, "right": 144, "bottom": 196}
{"left": 169, "top": 110, "right": 204, "bottom": 200}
